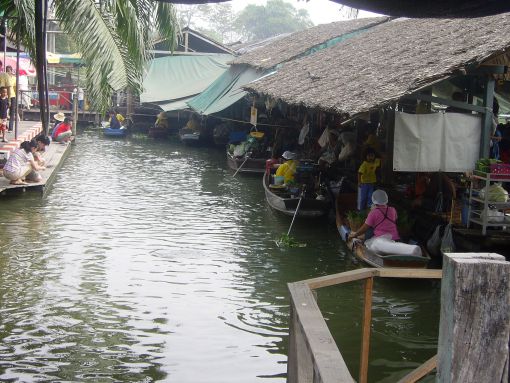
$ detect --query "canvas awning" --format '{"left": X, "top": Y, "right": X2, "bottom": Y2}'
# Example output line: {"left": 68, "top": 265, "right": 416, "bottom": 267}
{"left": 155, "top": 96, "right": 195, "bottom": 112}
{"left": 140, "top": 54, "right": 232, "bottom": 106}
{"left": 187, "top": 65, "right": 264, "bottom": 115}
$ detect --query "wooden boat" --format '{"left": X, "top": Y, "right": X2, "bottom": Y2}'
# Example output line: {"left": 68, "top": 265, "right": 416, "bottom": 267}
{"left": 103, "top": 127, "right": 128, "bottom": 137}
{"left": 263, "top": 171, "right": 331, "bottom": 218}
{"left": 148, "top": 126, "right": 170, "bottom": 139}
{"left": 227, "top": 151, "right": 266, "bottom": 174}
{"left": 335, "top": 195, "right": 430, "bottom": 268}
{"left": 179, "top": 128, "right": 201, "bottom": 145}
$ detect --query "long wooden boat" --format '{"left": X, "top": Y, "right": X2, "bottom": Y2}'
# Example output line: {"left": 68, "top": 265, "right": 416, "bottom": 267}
{"left": 179, "top": 128, "right": 201, "bottom": 145}
{"left": 227, "top": 151, "right": 266, "bottom": 174}
{"left": 263, "top": 172, "right": 330, "bottom": 218}
{"left": 336, "top": 194, "right": 430, "bottom": 268}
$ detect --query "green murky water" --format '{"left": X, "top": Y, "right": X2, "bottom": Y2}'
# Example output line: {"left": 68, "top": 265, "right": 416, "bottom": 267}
{"left": 0, "top": 131, "right": 439, "bottom": 382}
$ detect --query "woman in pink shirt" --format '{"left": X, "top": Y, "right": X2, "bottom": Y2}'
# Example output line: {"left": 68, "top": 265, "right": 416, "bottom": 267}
{"left": 348, "top": 189, "right": 400, "bottom": 241}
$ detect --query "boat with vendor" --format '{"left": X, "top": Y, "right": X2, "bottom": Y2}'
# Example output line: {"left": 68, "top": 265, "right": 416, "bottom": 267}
{"left": 336, "top": 189, "right": 430, "bottom": 268}
{"left": 264, "top": 151, "right": 331, "bottom": 218}
{"left": 227, "top": 130, "right": 268, "bottom": 174}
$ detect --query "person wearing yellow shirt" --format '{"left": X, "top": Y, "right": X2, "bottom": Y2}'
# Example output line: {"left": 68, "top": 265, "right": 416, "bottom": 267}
{"left": 0, "top": 66, "right": 17, "bottom": 131}
{"left": 358, "top": 148, "right": 380, "bottom": 210}
{"left": 275, "top": 151, "right": 299, "bottom": 184}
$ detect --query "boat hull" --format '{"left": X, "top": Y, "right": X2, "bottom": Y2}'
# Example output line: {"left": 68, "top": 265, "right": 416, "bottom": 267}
{"left": 227, "top": 152, "right": 266, "bottom": 174}
{"left": 104, "top": 128, "right": 127, "bottom": 137}
{"left": 263, "top": 173, "right": 330, "bottom": 218}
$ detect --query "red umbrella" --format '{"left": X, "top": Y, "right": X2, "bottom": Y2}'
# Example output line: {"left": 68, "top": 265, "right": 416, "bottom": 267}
{"left": 3, "top": 56, "right": 37, "bottom": 76}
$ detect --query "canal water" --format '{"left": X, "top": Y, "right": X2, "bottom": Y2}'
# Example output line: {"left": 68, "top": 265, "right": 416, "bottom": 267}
{"left": 0, "top": 131, "right": 440, "bottom": 382}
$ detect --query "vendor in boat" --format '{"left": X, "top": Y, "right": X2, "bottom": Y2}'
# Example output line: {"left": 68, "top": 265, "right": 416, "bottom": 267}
{"left": 109, "top": 110, "right": 121, "bottom": 129}
{"left": 348, "top": 189, "right": 400, "bottom": 241}
{"left": 275, "top": 151, "right": 298, "bottom": 184}
{"left": 185, "top": 113, "right": 200, "bottom": 131}
{"left": 155, "top": 112, "right": 169, "bottom": 129}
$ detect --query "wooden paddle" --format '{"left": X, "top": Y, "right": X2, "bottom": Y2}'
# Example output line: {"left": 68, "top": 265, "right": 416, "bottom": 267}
{"left": 232, "top": 151, "right": 252, "bottom": 178}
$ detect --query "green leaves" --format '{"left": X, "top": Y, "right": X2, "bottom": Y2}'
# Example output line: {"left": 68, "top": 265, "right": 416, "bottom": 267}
{"left": 4, "top": 0, "right": 178, "bottom": 113}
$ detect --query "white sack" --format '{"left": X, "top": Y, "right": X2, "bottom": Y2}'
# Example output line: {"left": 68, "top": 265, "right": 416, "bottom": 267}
{"left": 366, "top": 235, "right": 422, "bottom": 257}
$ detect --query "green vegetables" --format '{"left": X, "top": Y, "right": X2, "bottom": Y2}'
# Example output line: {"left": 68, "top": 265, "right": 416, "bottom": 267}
{"left": 275, "top": 234, "right": 307, "bottom": 248}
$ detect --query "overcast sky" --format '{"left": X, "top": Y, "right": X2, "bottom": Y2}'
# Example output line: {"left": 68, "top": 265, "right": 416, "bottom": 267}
{"left": 228, "top": 0, "right": 381, "bottom": 25}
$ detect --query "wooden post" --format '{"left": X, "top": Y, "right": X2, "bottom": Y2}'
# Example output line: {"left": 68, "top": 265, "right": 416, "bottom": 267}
{"left": 480, "top": 77, "right": 495, "bottom": 159}
{"left": 359, "top": 277, "right": 373, "bottom": 383}
{"left": 437, "top": 253, "right": 510, "bottom": 383}
{"left": 72, "top": 89, "right": 78, "bottom": 137}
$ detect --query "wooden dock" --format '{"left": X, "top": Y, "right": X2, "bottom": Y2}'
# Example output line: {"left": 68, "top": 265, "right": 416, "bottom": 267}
{"left": 0, "top": 120, "right": 72, "bottom": 196}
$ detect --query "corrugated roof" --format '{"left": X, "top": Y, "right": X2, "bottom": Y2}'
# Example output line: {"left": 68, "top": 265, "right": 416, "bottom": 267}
{"left": 245, "top": 14, "right": 510, "bottom": 117}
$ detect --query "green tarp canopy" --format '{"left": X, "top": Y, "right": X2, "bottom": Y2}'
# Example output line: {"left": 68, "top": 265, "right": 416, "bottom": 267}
{"left": 187, "top": 65, "right": 264, "bottom": 115}
{"left": 140, "top": 54, "right": 232, "bottom": 111}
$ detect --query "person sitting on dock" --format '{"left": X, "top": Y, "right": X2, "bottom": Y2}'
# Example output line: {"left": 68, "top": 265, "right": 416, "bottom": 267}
{"left": 25, "top": 136, "right": 50, "bottom": 182}
{"left": 275, "top": 151, "right": 299, "bottom": 184}
{"left": 348, "top": 189, "right": 400, "bottom": 241}
{"left": 51, "top": 112, "right": 66, "bottom": 135}
{"left": 3, "top": 140, "right": 45, "bottom": 185}
{"left": 52, "top": 117, "right": 73, "bottom": 143}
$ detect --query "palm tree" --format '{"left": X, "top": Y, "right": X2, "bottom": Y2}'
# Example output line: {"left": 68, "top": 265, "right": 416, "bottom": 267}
{"left": 0, "top": 0, "right": 178, "bottom": 132}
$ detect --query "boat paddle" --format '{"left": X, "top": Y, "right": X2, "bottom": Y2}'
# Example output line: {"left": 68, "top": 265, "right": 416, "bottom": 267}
{"left": 276, "top": 186, "right": 307, "bottom": 248}
{"left": 232, "top": 151, "right": 252, "bottom": 178}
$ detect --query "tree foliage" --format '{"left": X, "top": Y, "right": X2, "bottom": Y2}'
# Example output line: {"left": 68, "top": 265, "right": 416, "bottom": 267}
{"left": 175, "top": 0, "right": 314, "bottom": 44}
{"left": 0, "top": 0, "right": 179, "bottom": 112}
{"left": 234, "top": 0, "right": 313, "bottom": 42}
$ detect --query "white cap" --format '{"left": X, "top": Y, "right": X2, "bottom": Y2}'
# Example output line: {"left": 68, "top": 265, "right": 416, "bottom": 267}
{"left": 282, "top": 151, "right": 297, "bottom": 160}
{"left": 371, "top": 189, "right": 388, "bottom": 205}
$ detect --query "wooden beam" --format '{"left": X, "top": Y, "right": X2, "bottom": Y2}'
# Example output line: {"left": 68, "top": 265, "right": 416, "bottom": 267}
{"left": 396, "top": 355, "right": 437, "bottom": 383}
{"left": 480, "top": 77, "right": 495, "bottom": 158}
{"left": 359, "top": 277, "right": 373, "bottom": 383}
{"left": 375, "top": 268, "right": 442, "bottom": 279}
{"left": 437, "top": 253, "right": 510, "bottom": 382}
{"left": 304, "top": 268, "right": 376, "bottom": 290}
{"left": 404, "top": 94, "right": 486, "bottom": 113}
{"left": 288, "top": 282, "right": 355, "bottom": 383}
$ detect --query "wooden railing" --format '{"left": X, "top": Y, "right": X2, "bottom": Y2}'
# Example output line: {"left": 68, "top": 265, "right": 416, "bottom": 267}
{"left": 287, "top": 268, "right": 442, "bottom": 383}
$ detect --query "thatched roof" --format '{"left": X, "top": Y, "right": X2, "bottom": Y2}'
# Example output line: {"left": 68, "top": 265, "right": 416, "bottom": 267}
{"left": 232, "top": 17, "right": 389, "bottom": 70}
{"left": 245, "top": 13, "right": 510, "bottom": 117}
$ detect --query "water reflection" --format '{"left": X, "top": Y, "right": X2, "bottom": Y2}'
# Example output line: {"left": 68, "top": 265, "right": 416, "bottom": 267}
{"left": 0, "top": 132, "right": 439, "bottom": 382}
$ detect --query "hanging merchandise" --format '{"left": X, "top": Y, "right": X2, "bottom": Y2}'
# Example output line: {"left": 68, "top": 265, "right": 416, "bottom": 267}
{"left": 298, "top": 120, "right": 310, "bottom": 145}
{"left": 265, "top": 97, "right": 277, "bottom": 116}
{"left": 250, "top": 106, "right": 258, "bottom": 127}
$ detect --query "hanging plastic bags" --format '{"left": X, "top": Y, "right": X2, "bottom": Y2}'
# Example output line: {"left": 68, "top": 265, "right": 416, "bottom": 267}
{"left": 426, "top": 224, "right": 443, "bottom": 258}
{"left": 440, "top": 223, "right": 455, "bottom": 254}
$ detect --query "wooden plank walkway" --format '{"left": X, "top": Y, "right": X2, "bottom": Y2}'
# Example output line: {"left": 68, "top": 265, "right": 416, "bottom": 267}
{"left": 0, "top": 120, "right": 72, "bottom": 196}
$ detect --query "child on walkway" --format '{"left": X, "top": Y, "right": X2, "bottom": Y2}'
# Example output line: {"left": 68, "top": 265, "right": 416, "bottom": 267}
{"left": 0, "top": 86, "right": 9, "bottom": 142}
{"left": 358, "top": 148, "right": 380, "bottom": 210}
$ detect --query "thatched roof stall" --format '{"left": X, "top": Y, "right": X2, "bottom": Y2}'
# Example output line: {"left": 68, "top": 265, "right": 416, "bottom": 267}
{"left": 244, "top": 13, "right": 510, "bottom": 118}
{"left": 233, "top": 17, "right": 389, "bottom": 70}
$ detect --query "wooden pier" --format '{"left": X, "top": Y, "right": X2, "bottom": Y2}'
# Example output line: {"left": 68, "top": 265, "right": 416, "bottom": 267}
{"left": 287, "top": 253, "right": 509, "bottom": 383}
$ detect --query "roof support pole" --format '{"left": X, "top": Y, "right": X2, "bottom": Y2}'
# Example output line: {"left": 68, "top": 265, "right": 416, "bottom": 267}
{"left": 480, "top": 76, "right": 495, "bottom": 159}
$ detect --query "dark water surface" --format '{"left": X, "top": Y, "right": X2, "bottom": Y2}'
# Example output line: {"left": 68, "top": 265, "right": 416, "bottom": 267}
{"left": 0, "top": 132, "right": 440, "bottom": 382}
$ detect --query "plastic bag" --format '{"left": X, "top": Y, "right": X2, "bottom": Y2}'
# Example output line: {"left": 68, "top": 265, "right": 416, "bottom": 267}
{"left": 440, "top": 223, "right": 455, "bottom": 254}
{"left": 427, "top": 225, "right": 443, "bottom": 258}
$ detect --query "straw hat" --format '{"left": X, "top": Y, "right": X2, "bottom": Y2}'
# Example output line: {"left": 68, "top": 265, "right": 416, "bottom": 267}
{"left": 372, "top": 189, "right": 388, "bottom": 205}
{"left": 53, "top": 112, "right": 66, "bottom": 122}
{"left": 282, "top": 151, "right": 297, "bottom": 160}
